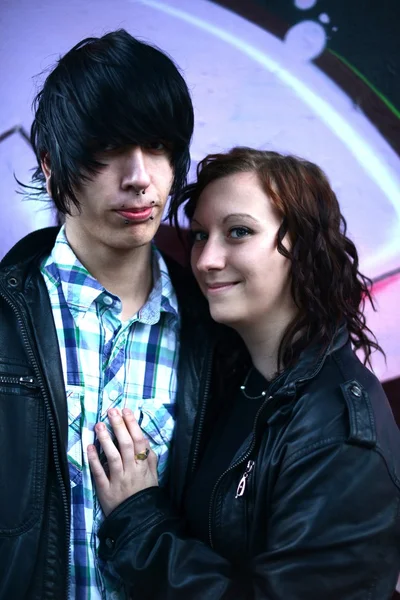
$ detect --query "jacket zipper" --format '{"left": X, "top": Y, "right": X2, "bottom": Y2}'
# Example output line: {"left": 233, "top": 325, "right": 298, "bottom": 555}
{"left": 235, "top": 460, "right": 255, "bottom": 498}
{"left": 190, "top": 350, "right": 213, "bottom": 474}
{"left": 208, "top": 394, "right": 274, "bottom": 549}
{"left": 0, "top": 284, "right": 71, "bottom": 600}
{"left": 204, "top": 336, "right": 337, "bottom": 547}
{"left": 0, "top": 375, "right": 39, "bottom": 389}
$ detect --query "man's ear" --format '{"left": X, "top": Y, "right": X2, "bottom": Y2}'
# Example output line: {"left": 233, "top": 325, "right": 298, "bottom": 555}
{"left": 40, "top": 153, "right": 52, "bottom": 197}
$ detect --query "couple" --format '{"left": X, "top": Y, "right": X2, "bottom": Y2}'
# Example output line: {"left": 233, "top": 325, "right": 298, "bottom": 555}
{"left": 0, "top": 29, "right": 399, "bottom": 600}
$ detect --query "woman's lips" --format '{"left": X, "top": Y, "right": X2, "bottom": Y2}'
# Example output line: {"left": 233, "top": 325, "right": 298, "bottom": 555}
{"left": 206, "top": 282, "right": 239, "bottom": 295}
{"left": 116, "top": 207, "right": 153, "bottom": 222}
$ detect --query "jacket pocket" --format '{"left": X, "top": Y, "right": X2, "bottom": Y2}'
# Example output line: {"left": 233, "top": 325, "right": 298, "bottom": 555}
{"left": 0, "top": 366, "right": 47, "bottom": 535}
{"left": 0, "top": 373, "right": 40, "bottom": 395}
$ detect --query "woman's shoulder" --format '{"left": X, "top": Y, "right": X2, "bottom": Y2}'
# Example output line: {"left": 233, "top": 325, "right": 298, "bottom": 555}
{"left": 282, "top": 342, "right": 400, "bottom": 482}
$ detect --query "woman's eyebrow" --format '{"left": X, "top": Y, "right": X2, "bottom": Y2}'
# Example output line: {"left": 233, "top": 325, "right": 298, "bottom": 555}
{"left": 223, "top": 213, "right": 259, "bottom": 224}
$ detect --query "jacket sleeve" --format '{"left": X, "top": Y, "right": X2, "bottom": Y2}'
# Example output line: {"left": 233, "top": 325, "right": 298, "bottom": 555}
{"left": 98, "top": 442, "right": 399, "bottom": 600}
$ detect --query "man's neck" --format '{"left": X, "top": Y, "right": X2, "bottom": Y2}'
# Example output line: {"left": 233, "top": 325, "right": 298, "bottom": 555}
{"left": 65, "top": 228, "right": 153, "bottom": 321}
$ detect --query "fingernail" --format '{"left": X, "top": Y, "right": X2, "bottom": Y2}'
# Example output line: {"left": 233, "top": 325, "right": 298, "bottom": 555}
{"left": 122, "top": 408, "right": 133, "bottom": 417}
{"left": 96, "top": 423, "right": 106, "bottom": 431}
{"left": 109, "top": 408, "right": 119, "bottom": 417}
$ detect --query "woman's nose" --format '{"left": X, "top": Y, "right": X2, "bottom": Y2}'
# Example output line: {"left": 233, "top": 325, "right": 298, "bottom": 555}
{"left": 194, "top": 239, "right": 226, "bottom": 272}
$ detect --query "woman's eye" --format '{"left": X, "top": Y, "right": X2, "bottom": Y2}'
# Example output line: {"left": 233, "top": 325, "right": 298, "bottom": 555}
{"left": 229, "top": 227, "right": 252, "bottom": 239}
{"left": 191, "top": 230, "right": 208, "bottom": 243}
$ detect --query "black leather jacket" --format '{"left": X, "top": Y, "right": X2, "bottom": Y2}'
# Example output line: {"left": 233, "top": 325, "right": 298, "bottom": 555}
{"left": 0, "top": 227, "right": 212, "bottom": 600}
{"left": 98, "top": 326, "right": 400, "bottom": 599}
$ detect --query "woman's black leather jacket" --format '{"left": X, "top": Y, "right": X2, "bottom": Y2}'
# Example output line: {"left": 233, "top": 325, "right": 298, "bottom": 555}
{"left": 99, "top": 327, "right": 400, "bottom": 600}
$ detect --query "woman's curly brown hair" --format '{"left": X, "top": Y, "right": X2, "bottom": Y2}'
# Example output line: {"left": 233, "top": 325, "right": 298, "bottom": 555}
{"left": 169, "top": 146, "right": 384, "bottom": 370}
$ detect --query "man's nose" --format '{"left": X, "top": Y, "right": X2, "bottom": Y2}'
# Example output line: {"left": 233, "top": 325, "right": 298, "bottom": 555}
{"left": 121, "top": 146, "right": 151, "bottom": 193}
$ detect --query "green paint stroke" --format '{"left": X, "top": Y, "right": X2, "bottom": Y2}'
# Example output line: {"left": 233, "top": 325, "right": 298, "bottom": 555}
{"left": 329, "top": 49, "right": 400, "bottom": 120}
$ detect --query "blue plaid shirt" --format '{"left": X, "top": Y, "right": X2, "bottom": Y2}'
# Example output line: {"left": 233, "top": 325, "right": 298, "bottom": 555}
{"left": 41, "top": 227, "right": 180, "bottom": 600}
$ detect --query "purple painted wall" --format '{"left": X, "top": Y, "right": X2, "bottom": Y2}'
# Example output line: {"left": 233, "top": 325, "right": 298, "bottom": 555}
{"left": 0, "top": 0, "right": 399, "bottom": 381}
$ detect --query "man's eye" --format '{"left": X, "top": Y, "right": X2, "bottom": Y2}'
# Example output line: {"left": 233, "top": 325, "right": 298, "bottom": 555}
{"left": 144, "top": 141, "right": 169, "bottom": 153}
{"left": 95, "top": 145, "right": 125, "bottom": 161}
{"left": 229, "top": 227, "right": 252, "bottom": 239}
{"left": 102, "top": 144, "right": 119, "bottom": 152}
{"left": 191, "top": 230, "right": 208, "bottom": 242}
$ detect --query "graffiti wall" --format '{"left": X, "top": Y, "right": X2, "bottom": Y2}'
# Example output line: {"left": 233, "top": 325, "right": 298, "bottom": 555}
{"left": 0, "top": 0, "right": 399, "bottom": 383}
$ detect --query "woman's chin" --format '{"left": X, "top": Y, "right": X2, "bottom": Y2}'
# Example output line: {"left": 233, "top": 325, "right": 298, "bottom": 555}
{"left": 209, "top": 306, "right": 242, "bottom": 328}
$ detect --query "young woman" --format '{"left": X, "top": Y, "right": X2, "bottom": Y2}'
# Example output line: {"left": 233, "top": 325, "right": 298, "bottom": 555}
{"left": 88, "top": 148, "right": 400, "bottom": 599}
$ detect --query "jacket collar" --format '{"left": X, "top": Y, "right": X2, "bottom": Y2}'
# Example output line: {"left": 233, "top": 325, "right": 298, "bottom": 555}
{"left": 269, "top": 325, "right": 349, "bottom": 398}
{"left": 1, "top": 226, "right": 58, "bottom": 267}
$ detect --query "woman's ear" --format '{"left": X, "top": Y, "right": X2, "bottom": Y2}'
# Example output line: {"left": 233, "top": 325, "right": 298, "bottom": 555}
{"left": 40, "top": 153, "right": 52, "bottom": 197}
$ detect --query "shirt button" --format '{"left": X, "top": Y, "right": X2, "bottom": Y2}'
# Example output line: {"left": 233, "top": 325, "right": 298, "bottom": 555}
{"left": 103, "top": 295, "right": 113, "bottom": 306}
{"left": 108, "top": 390, "right": 119, "bottom": 401}
{"left": 111, "top": 592, "right": 120, "bottom": 600}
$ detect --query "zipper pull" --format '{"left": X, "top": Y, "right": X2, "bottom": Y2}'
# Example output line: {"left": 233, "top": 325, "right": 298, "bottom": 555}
{"left": 235, "top": 460, "right": 255, "bottom": 499}
{"left": 19, "top": 375, "right": 38, "bottom": 389}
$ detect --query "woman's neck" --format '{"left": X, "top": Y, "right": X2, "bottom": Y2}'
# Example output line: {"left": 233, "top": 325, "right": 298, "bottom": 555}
{"left": 236, "top": 308, "right": 298, "bottom": 381}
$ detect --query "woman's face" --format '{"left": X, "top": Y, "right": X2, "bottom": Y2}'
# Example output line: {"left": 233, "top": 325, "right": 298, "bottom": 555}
{"left": 190, "top": 171, "right": 294, "bottom": 331}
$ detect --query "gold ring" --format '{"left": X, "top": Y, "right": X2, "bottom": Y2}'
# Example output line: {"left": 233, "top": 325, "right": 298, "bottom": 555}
{"left": 135, "top": 448, "right": 150, "bottom": 461}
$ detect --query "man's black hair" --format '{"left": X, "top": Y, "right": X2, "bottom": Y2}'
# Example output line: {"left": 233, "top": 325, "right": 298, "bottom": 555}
{"left": 30, "top": 29, "right": 194, "bottom": 213}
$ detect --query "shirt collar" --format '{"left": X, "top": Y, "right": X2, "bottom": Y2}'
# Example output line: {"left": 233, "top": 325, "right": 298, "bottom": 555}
{"left": 42, "top": 226, "right": 179, "bottom": 326}
{"left": 138, "top": 247, "right": 179, "bottom": 324}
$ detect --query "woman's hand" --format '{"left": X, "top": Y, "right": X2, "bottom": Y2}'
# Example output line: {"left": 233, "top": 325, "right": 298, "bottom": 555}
{"left": 88, "top": 407, "right": 158, "bottom": 516}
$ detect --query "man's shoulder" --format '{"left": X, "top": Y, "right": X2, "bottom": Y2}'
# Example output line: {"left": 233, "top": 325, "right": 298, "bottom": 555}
{"left": 0, "top": 226, "right": 60, "bottom": 270}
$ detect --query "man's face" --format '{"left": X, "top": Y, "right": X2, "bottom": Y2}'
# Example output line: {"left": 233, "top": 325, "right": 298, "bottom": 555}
{"left": 45, "top": 144, "right": 174, "bottom": 252}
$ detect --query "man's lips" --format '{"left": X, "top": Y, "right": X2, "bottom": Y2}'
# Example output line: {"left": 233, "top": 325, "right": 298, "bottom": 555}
{"left": 116, "top": 207, "right": 154, "bottom": 222}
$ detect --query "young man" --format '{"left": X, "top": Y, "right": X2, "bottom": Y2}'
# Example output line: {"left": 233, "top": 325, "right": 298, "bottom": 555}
{"left": 0, "top": 29, "right": 210, "bottom": 599}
